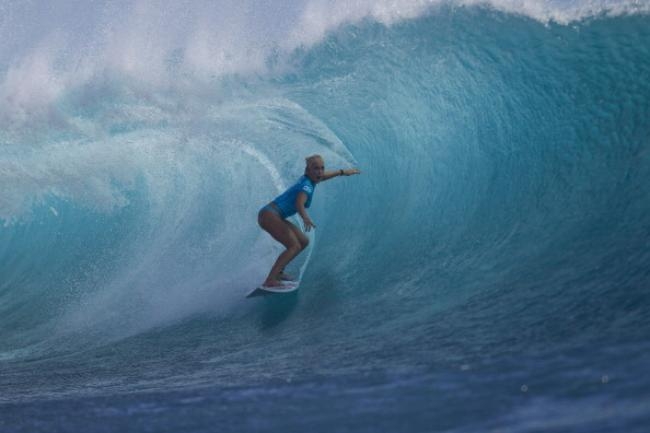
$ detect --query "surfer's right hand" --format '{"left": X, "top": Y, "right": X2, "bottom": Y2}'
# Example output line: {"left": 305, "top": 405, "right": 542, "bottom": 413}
{"left": 303, "top": 217, "right": 316, "bottom": 232}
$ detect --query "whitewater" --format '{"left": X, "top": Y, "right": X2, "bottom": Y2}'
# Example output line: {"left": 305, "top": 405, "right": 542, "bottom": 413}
{"left": 1, "top": 1, "right": 650, "bottom": 432}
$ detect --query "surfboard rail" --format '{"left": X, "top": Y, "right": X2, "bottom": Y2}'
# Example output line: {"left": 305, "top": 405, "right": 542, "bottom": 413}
{"left": 246, "top": 281, "right": 299, "bottom": 298}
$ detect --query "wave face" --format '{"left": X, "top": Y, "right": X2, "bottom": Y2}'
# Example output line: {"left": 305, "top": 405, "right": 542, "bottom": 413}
{"left": 2, "top": 1, "right": 650, "bottom": 431}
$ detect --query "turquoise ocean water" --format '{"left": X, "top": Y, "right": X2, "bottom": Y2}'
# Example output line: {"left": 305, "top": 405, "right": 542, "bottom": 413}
{"left": 1, "top": 1, "right": 650, "bottom": 431}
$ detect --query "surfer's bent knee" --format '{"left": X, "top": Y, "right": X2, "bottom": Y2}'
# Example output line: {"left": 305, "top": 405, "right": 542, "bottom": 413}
{"left": 286, "top": 242, "right": 302, "bottom": 254}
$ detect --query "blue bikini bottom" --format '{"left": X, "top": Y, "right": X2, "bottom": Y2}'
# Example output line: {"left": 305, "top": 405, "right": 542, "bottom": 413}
{"left": 259, "top": 203, "right": 286, "bottom": 219}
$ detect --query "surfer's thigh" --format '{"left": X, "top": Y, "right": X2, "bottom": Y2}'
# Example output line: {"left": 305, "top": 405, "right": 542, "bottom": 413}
{"left": 284, "top": 220, "right": 309, "bottom": 249}
{"left": 259, "top": 211, "right": 300, "bottom": 249}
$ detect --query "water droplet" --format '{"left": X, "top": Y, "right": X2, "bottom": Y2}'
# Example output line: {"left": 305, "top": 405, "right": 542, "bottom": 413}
{"left": 601, "top": 375, "right": 609, "bottom": 384}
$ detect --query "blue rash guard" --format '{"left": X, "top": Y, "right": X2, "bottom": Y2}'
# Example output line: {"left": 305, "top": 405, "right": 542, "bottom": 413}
{"left": 272, "top": 175, "right": 316, "bottom": 218}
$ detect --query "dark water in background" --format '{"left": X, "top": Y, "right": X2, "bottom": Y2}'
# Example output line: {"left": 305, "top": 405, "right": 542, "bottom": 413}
{"left": 1, "top": 1, "right": 650, "bottom": 432}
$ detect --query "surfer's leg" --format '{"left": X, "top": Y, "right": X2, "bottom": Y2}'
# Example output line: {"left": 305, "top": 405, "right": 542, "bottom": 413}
{"left": 258, "top": 210, "right": 304, "bottom": 286}
{"left": 277, "top": 221, "right": 309, "bottom": 281}
{"left": 285, "top": 220, "right": 309, "bottom": 251}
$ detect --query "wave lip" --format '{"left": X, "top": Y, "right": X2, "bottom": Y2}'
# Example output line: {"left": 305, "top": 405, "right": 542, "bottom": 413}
{"left": 1, "top": 1, "right": 649, "bottom": 122}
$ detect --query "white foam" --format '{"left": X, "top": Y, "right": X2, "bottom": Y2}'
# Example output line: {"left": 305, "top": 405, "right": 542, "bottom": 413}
{"left": 0, "top": 0, "right": 646, "bottom": 116}
{"left": 0, "top": 137, "right": 138, "bottom": 224}
{"left": 460, "top": 0, "right": 650, "bottom": 24}
{"left": 0, "top": 38, "right": 66, "bottom": 121}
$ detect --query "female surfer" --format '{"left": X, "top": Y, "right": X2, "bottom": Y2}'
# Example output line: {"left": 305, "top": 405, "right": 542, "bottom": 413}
{"left": 258, "top": 154, "right": 361, "bottom": 288}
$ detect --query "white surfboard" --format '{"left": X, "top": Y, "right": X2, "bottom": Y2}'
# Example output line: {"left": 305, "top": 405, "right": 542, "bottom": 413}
{"left": 246, "top": 281, "right": 299, "bottom": 298}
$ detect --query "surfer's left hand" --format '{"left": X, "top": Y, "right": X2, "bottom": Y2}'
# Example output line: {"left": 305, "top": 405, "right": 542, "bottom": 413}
{"left": 342, "top": 168, "right": 361, "bottom": 176}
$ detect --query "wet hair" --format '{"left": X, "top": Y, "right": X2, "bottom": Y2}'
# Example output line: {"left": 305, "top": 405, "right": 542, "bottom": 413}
{"left": 304, "top": 154, "right": 324, "bottom": 174}
{"left": 305, "top": 154, "right": 323, "bottom": 166}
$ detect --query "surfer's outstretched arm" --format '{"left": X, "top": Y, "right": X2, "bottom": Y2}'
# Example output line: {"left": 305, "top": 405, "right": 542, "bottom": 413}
{"left": 320, "top": 168, "right": 361, "bottom": 182}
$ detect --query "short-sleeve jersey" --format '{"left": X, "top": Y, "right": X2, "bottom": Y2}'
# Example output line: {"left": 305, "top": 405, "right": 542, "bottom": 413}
{"left": 272, "top": 176, "right": 316, "bottom": 218}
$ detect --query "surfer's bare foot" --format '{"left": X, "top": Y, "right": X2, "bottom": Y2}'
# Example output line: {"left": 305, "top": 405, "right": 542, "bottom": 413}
{"left": 262, "top": 279, "right": 283, "bottom": 288}
{"left": 278, "top": 272, "right": 295, "bottom": 282}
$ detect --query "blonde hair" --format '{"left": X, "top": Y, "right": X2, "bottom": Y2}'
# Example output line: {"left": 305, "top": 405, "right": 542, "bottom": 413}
{"left": 305, "top": 154, "right": 323, "bottom": 166}
{"left": 304, "top": 154, "right": 324, "bottom": 175}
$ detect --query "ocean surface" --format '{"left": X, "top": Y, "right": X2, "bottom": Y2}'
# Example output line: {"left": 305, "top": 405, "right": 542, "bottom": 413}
{"left": 1, "top": 1, "right": 650, "bottom": 432}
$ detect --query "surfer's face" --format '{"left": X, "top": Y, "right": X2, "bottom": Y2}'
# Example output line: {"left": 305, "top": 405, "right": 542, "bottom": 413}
{"left": 306, "top": 158, "right": 325, "bottom": 183}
